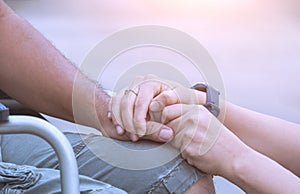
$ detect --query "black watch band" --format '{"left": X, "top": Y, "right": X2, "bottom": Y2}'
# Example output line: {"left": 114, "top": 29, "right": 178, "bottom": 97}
{"left": 191, "top": 83, "right": 220, "bottom": 117}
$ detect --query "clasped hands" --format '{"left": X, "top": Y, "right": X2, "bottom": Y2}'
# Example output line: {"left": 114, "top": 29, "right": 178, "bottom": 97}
{"left": 108, "top": 75, "right": 238, "bottom": 175}
{"left": 109, "top": 74, "right": 207, "bottom": 142}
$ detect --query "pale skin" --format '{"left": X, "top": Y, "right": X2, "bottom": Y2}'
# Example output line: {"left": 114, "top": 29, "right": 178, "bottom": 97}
{"left": 110, "top": 75, "right": 300, "bottom": 193}
{"left": 0, "top": 1, "right": 213, "bottom": 193}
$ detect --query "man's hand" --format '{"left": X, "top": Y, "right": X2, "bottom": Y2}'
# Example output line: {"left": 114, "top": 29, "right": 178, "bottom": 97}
{"left": 108, "top": 91, "right": 173, "bottom": 142}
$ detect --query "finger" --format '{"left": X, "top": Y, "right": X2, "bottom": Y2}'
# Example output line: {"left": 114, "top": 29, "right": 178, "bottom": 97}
{"left": 162, "top": 104, "right": 201, "bottom": 124}
{"left": 108, "top": 98, "right": 113, "bottom": 120}
{"left": 150, "top": 88, "right": 201, "bottom": 112}
{"left": 110, "top": 89, "right": 125, "bottom": 126}
{"left": 133, "top": 75, "right": 176, "bottom": 136}
{"left": 129, "top": 132, "right": 139, "bottom": 142}
{"left": 119, "top": 76, "right": 144, "bottom": 134}
{"left": 108, "top": 100, "right": 125, "bottom": 135}
{"left": 150, "top": 90, "right": 179, "bottom": 112}
{"left": 173, "top": 87, "right": 203, "bottom": 105}
{"left": 149, "top": 109, "right": 162, "bottom": 123}
{"left": 120, "top": 88, "right": 138, "bottom": 133}
{"left": 167, "top": 114, "right": 198, "bottom": 151}
{"left": 107, "top": 111, "right": 112, "bottom": 120}
{"left": 111, "top": 130, "right": 139, "bottom": 141}
{"left": 115, "top": 125, "right": 125, "bottom": 135}
{"left": 141, "top": 121, "right": 174, "bottom": 142}
{"left": 133, "top": 82, "right": 162, "bottom": 136}
{"left": 165, "top": 106, "right": 210, "bottom": 151}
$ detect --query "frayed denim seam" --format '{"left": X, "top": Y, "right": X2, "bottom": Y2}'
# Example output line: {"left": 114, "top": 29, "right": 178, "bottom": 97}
{"left": 0, "top": 162, "right": 42, "bottom": 194}
{"left": 148, "top": 160, "right": 203, "bottom": 194}
{"left": 82, "top": 185, "right": 116, "bottom": 194}
{"left": 148, "top": 159, "right": 183, "bottom": 194}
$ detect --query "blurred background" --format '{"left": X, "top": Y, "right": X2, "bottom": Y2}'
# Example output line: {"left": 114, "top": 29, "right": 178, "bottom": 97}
{"left": 5, "top": 0, "right": 300, "bottom": 193}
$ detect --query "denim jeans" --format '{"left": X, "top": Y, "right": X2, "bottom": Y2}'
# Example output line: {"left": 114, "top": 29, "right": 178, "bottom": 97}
{"left": 0, "top": 133, "right": 204, "bottom": 193}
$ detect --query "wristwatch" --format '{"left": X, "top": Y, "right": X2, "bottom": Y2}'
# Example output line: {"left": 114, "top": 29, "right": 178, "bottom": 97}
{"left": 191, "top": 83, "right": 220, "bottom": 117}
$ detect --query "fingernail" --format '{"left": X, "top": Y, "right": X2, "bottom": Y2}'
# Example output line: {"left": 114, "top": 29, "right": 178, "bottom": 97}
{"left": 130, "top": 134, "right": 139, "bottom": 142}
{"left": 150, "top": 101, "right": 163, "bottom": 112}
{"left": 116, "top": 126, "right": 124, "bottom": 135}
{"left": 107, "top": 112, "right": 112, "bottom": 119}
{"left": 137, "top": 129, "right": 145, "bottom": 137}
{"left": 159, "top": 128, "right": 173, "bottom": 141}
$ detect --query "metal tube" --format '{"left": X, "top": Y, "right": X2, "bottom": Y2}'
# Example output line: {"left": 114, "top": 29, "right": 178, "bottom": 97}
{"left": 0, "top": 116, "right": 80, "bottom": 194}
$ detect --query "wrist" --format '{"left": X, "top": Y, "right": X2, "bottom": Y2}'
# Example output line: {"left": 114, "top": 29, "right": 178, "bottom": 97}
{"left": 213, "top": 128, "right": 253, "bottom": 177}
{"left": 231, "top": 146, "right": 255, "bottom": 178}
{"left": 218, "top": 146, "right": 261, "bottom": 194}
{"left": 95, "top": 89, "right": 114, "bottom": 134}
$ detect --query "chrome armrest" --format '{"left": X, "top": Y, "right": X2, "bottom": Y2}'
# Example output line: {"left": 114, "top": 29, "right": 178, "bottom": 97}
{"left": 0, "top": 105, "right": 79, "bottom": 194}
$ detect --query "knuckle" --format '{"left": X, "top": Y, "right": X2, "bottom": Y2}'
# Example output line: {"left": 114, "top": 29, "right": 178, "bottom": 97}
{"left": 186, "top": 157, "right": 194, "bottom": 166}
{"left": 184, "top": 145, "right": 197, "bottom": 159}
{"left": 182, "top": 150, "right": 195, "bottom": 166}
{"left": 185, "top": 116, "right": 197, "bottom": 126}
{"left": 182, "top": 130, "right": 193, "bottom": 143}
{"left": 160, "top": 92, "right": 171, "bottom": 100}
{"left": 184, "top": 146, "right": 193, "bottom": 156}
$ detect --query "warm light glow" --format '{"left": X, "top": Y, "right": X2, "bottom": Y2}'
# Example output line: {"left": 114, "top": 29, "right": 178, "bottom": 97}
{"left": 144, "top": 0, "right": 254, "bottom": 19}
{"left": 163, "top": 0, "right": 241, "bottom": 6}
{"left": 149, "top": 0, "right": 249, "bottom": 10}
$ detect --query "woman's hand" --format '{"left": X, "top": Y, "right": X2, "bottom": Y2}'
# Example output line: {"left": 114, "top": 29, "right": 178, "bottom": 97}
{"left": 161, "top": 103, "right": 245, "bottom": 175}
{"left": 162, "top": 104, "right": 300, "bottom": 194}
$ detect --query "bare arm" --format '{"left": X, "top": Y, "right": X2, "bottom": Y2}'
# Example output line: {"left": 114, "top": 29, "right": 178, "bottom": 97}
{"left": 129, "top": 76, "right": 300, "bottom": 176}
{"left": 224, "top": 102, "right": 300, "bottom": 176}
{"left": 111, "top": 76, "right": 300, "bottom": 193}
{"left": 0, "top": 1, "right": 124, "bottom": 139}
{"left": 162, "top": 104, "right": 300, "bottom": 194}
{"left": 0, "top": 1, "right": 77, "bottom": 121}
{"left": 227, "top": 144, "right": 300, "bottom": 194}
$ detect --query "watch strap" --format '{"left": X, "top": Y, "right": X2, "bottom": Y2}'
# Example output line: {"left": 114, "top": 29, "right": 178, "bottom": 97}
{"left": 191, "top": 83, "right": 220, "bottom": 117}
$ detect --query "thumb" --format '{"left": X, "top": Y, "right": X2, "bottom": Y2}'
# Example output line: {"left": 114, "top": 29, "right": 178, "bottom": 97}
{"left": 141, "top": 121, "right": 174, "bottom": 143}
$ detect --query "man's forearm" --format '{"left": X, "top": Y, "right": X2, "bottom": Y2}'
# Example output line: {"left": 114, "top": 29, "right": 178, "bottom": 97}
{"left": 0, "top": 2, "right": 111, "bottom": 131}
{"left": 0, "top": 3, "right": 74, "bottom": 120}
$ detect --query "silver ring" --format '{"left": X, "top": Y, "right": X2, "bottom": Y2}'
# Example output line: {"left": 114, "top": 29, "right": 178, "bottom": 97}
{"left": 124, "top": 89, "right": 138, "bottom": 96}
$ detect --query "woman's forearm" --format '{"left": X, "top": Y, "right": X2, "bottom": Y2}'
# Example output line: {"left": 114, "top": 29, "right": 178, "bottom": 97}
{"left": 224, "top": 102, "right": 300, "bottom": 176}
{"left": 225, "top": 146, "right": 300, "bottom": 194}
